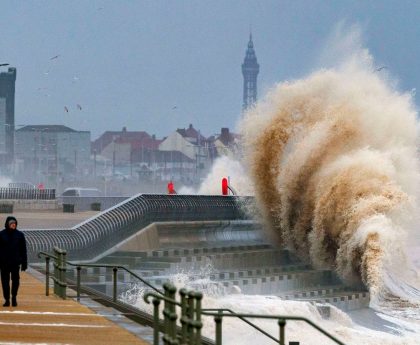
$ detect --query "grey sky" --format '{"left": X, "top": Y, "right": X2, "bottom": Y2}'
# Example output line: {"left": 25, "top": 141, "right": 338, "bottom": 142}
{"left": 1, "top": 1, "right": 419, "bottom": 139}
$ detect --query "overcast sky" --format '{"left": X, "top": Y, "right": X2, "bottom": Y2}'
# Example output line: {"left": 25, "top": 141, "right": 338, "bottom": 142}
{"left": 1, "top": 1, "right": 419, "bottom": 140}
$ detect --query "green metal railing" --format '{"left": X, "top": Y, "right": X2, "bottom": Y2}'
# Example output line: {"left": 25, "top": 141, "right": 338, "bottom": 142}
{"left": 39, "top": 248, "right": 346, "bottom": 345}
{"left": 144, "top": 284, "right": 204, "bottom": 345}
{"left": 38, "top": 248, "right": 163, "bottom": 302}
{"left": 145, "top": 284, "right": 347, "bottom": 345}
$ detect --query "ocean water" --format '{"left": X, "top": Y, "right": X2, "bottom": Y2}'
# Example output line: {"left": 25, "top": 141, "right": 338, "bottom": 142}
{"left": 127, "top": 40, "right": 420, "bottom": 344}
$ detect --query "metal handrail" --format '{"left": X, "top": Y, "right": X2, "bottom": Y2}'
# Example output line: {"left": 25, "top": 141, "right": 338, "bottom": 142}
{"left": 39, "top": 250, "right": 345, "bottom": 345}
{"left": 38, "top": 251, "right": 163, "bottom": 301}
{"left": 144, "top": 287, "right": 346, "bottom": 345}
{"left": 67, "top": 262, "right": 163, "bottom": 295}
{"left": 201, "top": 310, "right": 346, "bottom": 345}
{"left": 38, "top": 252, "right": 57, "bottom": 260}
{"left": 201, "top": 308, "right": 278, "bottom": 343}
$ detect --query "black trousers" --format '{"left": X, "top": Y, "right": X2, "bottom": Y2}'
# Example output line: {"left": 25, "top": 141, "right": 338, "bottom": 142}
{"left": 1, "top": 265, "right": 20, "bottom": 300}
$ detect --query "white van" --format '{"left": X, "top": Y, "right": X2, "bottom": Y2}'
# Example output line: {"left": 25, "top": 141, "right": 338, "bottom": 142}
{"left": 61, "top": 188, "right": 102, "bottom": 197}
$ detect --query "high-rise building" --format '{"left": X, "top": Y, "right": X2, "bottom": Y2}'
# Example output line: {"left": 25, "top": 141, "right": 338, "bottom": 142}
{"left": 15, "top": 125, "right": 91, "bottom": 185}
{"left": 242, "top": 34, "right": 259, "bottom": 110}
{"left": 0, "top": 67, "right": 16, "bottom": 166}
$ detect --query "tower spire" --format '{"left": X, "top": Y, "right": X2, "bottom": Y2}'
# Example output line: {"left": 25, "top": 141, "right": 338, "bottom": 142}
{"left": 242, "top": 32, "right": 259, "bottom": 111}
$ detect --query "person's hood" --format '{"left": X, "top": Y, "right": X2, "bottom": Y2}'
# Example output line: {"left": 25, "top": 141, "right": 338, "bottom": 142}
{"left": 4, "top": 216, "right": 17, "bottom": 230}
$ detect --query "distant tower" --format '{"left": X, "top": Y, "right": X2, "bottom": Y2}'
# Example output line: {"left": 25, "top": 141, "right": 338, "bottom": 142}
{"left": 0, "top": 67, "right": 16, "bottom": 166}
{"left": 242, "top": 33, "right": 259, "bottom": 110}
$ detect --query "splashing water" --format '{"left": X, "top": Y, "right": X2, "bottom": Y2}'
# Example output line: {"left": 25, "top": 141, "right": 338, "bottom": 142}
{"left": 240, "top": 61, "right": 420, "bottom": 309}
{"left": 179, "top": 155, "right": 254, "bottom": 195}
{"left": 124, "top": 272, "right": 420, "bottom": 345}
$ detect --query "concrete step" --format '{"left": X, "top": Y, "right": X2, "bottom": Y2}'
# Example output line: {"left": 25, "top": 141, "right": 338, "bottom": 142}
{"left": 98, "top": 255, "right": 182, "bottom": 266}
{"left": 145, "top": 244, "right": 273, "bottom": 258}
{"left": 207, "top": 264, "right": 312, "bottom": 280}
{"left": 162, "top": 250, "right": 298, "bottom": 271}
{"left": 68, "top": 263, "right": 312, "bottom": 286}
{"left": 279, "top": 285, "right": 347, "bottom": 300}
{"left": 147, "top": 269, "right": 340, "bottom": 295}
{"left": 96, "top": 250, "right": 299, "bottom": 275}
{"left": 99, "top": 249, "right": 296, "bottom": 273}
{"left": 298, "top": 290, "right": 370, "bottom": 311}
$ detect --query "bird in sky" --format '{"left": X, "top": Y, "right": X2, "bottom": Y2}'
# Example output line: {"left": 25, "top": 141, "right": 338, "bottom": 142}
{"left": 172, "top": 106, "right": 177, "bottom": 110}
{"left": 77, "top": 104, "right": 82, "bottom": 111}
{"left": 0, "top": 63, "right": 9, "bottom": 67}
{"left": 50, "top": 55, "right": 60, "bottom": 60}
{"left": 64, "top": 106, "right": 69, "bottom": 113}
{"left": 376, "top": 66, "right": 388, "bottom": 72}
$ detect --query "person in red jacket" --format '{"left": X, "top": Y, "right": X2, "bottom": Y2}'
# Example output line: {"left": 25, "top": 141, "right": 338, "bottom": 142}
{"left": 0, "top": 216, "right": 27, "bottom": 307}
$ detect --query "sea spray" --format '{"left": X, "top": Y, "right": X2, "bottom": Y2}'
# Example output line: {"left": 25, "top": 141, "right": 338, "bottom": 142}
{"left": 240, "top": 65, "right": 420, "bottom": 304}
{"left": 124, "top": 273, "right": 420, "bottom": 345}
{"left": 179, "top": 155, "right": 254, "bottom": 195}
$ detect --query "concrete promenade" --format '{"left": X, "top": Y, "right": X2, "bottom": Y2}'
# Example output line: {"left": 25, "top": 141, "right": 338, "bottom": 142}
{"left": 9, "top": 210, "right": 99, "bottom": 229}
{"left": 0, "top": 272, "right": 149, "bottom": 345}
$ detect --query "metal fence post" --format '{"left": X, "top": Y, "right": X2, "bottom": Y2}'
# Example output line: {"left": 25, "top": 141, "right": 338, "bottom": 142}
{"left": 152, "top": 298, "right": 161, "bottom": 345}
{"left": 163, "top": 283, "right": 170, "bottom": 345}
{"left": 76, "top": 266, "right": 81, "bottom": 302}
{"left": 187, "top": 291, "right": 196, "bottom": 345}
{"left": 168, "top": 285, "right": 178, "bottom": 344}
{"left": 113, "top": 267, "right": 118, "bottom": 302}
{"left": 45, "top": 256, "right": 50, "bottom": 296}
{"left": 194, "top": 292, "right": 203, "bottom": 345}
{"left": 61, "top": 250, "right": 67, "bottom": 299}
{"left": 179, "top": 288, "right": 188, "bottom": 343}
{"left": 53, "top": 249, "right": 59, "bottom": 296}
{"left": 214, "top": 310, "right": 223, "bottom": 345}
{"left": 278, "top": 319, "right": 286, "bottom": 345}
{"left": 162, "top": 283, "right": 178, "bottom": 345}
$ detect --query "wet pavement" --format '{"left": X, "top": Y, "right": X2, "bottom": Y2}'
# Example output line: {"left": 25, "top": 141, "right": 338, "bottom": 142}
{"left": 3, "top": 210, "right": 99, "bottom": 229}
{"left": 0, "top": 270, "right": 150, "bottom": 344}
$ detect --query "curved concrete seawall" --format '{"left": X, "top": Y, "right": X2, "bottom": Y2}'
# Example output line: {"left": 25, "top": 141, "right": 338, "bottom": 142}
{"left": 24, "top": 194, "right": 254, "bottom": 261}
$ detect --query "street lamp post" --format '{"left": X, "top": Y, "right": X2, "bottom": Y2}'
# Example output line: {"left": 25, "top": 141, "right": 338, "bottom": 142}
{"left": 74, "top": 150, "right": 77, "bottom": 177}
{"left": 93, "top": 149, "right": 97, "bottom": 178}
{"left": 130, "top": 149, "right": 133, "bottom": 177}
{"left": 112, "top": 139, "right": 116, "bottom": 177}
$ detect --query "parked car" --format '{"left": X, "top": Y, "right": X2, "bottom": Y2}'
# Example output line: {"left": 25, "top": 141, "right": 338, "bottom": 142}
{"left": 61, "top": 187, "right": 102, "bottom": 197}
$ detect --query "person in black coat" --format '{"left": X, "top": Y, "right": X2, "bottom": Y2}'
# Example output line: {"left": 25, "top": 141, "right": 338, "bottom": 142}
{"left": 0, "top": 216, "right": 27, "bottom": 307}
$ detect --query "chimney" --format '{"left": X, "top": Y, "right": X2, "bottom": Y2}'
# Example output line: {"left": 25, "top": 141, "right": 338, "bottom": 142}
{"left": 221, "top": 128, "right": 229, "bottom": 137}
{"left": 221, "top": 128, "right": 230, "bottom": 144}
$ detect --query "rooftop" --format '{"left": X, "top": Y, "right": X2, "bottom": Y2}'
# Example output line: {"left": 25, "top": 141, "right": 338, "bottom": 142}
{"left": 16, "top": 125, "right": 81, "bottom": 133}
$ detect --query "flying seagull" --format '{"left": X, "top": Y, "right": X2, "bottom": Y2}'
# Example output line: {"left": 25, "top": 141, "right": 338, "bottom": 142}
{"left": 50, "top": 55, "right": 60, "bottom": 60}
{"left": 0, "top": 63, "right": 9, "bottom": 67}
{"left": 64, "top": 106, "right": 69, "bottom": 113}
{"left": 376, "top": 66, "right": 388, "bottom": 72}
{"left": 76, "top": 104, "right": 82, "bottom": 111}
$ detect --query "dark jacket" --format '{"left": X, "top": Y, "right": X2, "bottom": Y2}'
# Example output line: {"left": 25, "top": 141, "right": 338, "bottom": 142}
{"left": 0, "top": 216, "right": 28, "bottom": 268}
